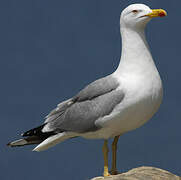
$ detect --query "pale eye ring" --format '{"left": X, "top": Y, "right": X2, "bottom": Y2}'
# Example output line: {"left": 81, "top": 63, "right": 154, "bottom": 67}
{"left": 132, "top": 10, "right": 139, "bottom": 13}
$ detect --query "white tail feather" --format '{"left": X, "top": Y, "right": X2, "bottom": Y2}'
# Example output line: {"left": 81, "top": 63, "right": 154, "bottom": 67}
{"left": 33, "top": 132, "right": 75, "bottom": 152}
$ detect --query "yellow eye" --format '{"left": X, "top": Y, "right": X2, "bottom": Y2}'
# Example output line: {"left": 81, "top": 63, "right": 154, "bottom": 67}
{"left": 132, "top": 10, "right": 138, "bottom": 13}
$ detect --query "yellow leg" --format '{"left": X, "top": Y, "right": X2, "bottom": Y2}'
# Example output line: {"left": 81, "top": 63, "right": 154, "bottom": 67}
{"left": 111, "top": 135, "right": 120, "bottom": 175}
{"left": 102, "top": 140, "right": 110, "bottom": 177}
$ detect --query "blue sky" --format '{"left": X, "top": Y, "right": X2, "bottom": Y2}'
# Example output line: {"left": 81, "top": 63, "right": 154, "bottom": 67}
{"left": 1, "top": 0, "right": 181, "bottom": 179}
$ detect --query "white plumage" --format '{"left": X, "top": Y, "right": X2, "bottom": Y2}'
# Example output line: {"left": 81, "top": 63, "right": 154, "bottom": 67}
{"left": 34, "top": 4, "right": 164, "bottom": 151}
{"left": 8, "top": 3, "right": 167, "bottom": 177}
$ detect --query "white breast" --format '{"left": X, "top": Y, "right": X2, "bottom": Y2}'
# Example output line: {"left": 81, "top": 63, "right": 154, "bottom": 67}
{"left": 111, "top": 70, "right": 162, "bottom": 137}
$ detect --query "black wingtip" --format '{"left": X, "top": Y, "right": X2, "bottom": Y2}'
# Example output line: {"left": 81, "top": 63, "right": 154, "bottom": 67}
{"left": 21, "top": 131, "right": 31, "bottom": 137}
{"left": 22, "top": 124, "right": 46, "bottom": 137}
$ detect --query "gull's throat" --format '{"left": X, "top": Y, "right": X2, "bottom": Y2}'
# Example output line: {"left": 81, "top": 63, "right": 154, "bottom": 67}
{"left": 115, "top": 26, "right": 155, "bottom": 75}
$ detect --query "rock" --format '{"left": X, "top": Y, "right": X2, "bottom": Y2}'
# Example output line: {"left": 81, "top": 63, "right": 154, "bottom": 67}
{"left": 91, "top": 166, "right": 180, "bottom": 180}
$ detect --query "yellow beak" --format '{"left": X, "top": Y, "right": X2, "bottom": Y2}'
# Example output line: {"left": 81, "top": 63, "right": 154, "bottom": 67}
{"left": 145, "top": 9, "right": 167, "bottom": 18}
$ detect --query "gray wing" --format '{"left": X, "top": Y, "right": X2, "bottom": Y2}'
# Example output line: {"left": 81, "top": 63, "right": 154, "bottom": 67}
{"left": 44, "top": 75, "right": 124, "bottom": 133}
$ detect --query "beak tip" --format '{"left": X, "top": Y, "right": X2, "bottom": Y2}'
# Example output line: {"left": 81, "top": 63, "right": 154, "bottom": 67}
{"left": 159, "top": 12, "right": 167, "bottom": 17}
{"left": 159, "top": 10, "right": 167, "bottom": 17}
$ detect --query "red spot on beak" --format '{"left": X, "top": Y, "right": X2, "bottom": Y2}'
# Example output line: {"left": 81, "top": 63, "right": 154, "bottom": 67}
{"left": 159, "top": 12, "right": 166, "bottom": 17}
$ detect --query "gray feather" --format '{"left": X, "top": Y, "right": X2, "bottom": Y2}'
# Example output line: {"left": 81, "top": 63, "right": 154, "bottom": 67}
{"left": 74, "top": 75, "right": 119, "bottom": 101}
{"left": 45, "top": 99, "right": 73, "bottom": 123}
{"left": 44, "top": 75, "right": 124, "bottom": 133}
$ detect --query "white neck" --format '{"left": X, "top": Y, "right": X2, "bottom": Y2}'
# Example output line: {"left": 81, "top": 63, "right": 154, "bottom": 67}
{"left": 114, "top": 25, "right": 157, "bottom": 76}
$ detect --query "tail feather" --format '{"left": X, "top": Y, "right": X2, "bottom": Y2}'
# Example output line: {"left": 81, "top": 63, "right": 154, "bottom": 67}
{"left": 7, "top": 124, "right": 57, "bottom": 148}
{"left": 33, "top": 132, "right": 75, "bottom": 152}
{"left": 7, "top": 136, "right": 42, "bottom": 147}
{"left": 7, "top": 124, "right": 76, "bottom": 150}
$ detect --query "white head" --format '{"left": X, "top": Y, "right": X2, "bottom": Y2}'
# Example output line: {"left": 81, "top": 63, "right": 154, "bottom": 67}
{"left": 120, "top": 4, "right": 167, "bottom": 29}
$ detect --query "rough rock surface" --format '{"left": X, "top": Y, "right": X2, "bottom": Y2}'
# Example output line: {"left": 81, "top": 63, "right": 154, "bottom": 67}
{"left": 91, "top": 166, "right": 180, "bottom": 180}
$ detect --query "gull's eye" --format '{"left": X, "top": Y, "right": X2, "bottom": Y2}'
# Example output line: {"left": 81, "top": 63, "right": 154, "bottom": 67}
{"left": 132, "top": 10, "right": 139, "bottom": 13}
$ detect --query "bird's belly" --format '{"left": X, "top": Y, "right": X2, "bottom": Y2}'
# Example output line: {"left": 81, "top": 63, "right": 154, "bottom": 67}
{"left": 110, "top": 94, "right": 162, "bottom": 135}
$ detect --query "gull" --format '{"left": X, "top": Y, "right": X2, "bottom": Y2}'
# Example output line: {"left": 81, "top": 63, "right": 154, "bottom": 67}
{"left": 7, "top": 4, "right": 167, "bottom": 177}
